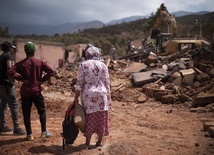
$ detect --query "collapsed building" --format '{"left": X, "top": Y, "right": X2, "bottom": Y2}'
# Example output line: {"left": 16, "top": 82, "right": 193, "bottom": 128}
{"left": 0, "top": 38, "right": 87, "bottom": 70}
{"left": 1, "top": 36, "right": 214, "bottom": 137}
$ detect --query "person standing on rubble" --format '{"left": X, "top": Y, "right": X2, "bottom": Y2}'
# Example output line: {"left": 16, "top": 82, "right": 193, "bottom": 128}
{"left": 0, "top": 41, "right": 26, "bottom": 135}
{"left": 8, "top": 42, "right": 55, "bottom": 141}
{"left": 73, "top": 46, "right": 111, "bottom": 149}
{"left": 145, "top": 43, "right": 153, "bottom": 58}
{"left": 128, "top": 38, "right": 132, "bottom": 53}
{"left": 109, "top": 45, "right": 116, "bottom": 60}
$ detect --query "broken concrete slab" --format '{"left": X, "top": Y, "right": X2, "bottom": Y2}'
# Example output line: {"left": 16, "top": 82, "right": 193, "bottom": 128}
{"left": 161, "top": 94, "right": 177, "bottom": 104}
{"left": 177, "top": 94, "right": 193, "bottom": 102}
{"left": 192, "top": 94, "right": 214, "bottom": 107}
{"left": 123, "top": 62, "right": 147, "bottom": 73}
{"left": 203, "top": 122, "right": 214, "bottom": 131}
{"left": 142, "top": 86, "right": 172, "bottom": 98}
{"left": 171, "top": 68, "right": 195, "bottom": 86}
{"left": 154, "top": 91, "right": 168, "bottom": 100}
{"left": 132, "top": 68, "right": 167, "bottom": 86}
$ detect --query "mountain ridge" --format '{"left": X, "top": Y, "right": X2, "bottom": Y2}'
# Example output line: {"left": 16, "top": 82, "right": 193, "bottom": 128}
{"left": 0, "top": 11, "right": 210, "bottom": 35}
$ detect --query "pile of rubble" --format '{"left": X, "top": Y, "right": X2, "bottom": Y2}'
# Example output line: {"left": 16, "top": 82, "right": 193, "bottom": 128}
{"left": 107, "top": 47, "right": 213, "bottom": 106}
{"left": 38, "top": 46, "right": 214, "bottom": 110}
{"left": 26, "top": 46, "right": 213, "bottom": 137}
{"left": 110, "top": 46, "right": 214, "bottom": 138}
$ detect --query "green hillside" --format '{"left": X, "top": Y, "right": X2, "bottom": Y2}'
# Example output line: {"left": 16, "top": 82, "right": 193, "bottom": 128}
{"left": 1, "top": 12, "right": 213, "bottom": 56}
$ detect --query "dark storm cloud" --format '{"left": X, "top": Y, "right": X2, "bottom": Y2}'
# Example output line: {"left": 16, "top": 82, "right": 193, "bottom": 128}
{"left": 0, "top": 0, "right": 213, "bottom": 25}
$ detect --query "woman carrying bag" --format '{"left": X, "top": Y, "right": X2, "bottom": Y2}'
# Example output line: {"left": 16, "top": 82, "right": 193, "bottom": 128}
{"left": 73, "top": 46, "right": 111, "bottom": 149}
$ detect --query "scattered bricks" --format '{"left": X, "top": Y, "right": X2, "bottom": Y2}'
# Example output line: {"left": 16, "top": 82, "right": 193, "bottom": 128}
{"left": 198, "top": 62, "right": 209, "bottom": 73}
{"left": 137, "top": 93, "right": 147, "bottom": 103}
{"left": 209, "top": 68, "right": 214, "bottom": 78}
{"left": 205, "top": 65, "right": 212, "bottom": 74}
{"left": 141, "top": 83, "right": 158, "bottom": 97}
{"left": 161, "top": 94, "right": 177, "bottom": 104}
{"left": 192, "top": 94, "right": 214, "bottom": 107}
{"left": 193, "top": 81, "right": 201, "bottom": 88}
{"left": 203, "top": 122, "right": 214, "bottom": 131}
{"left": 154, "top": 91, "right": 168, "bottom": 101}
{"left": 200, "top": 118, "right": 214, "bottom": 123}
{"left": 142, "top": 86, "right": 172, "bottom": 98}
{"left": 168, "top": 72, "right": 181, "bottom": 84}
{"left": 123, "top": 62, "right": 147, "bottom": 73}
{"left": 48, "top": 77, "right": 57, "bottom": 85}
{"left": 42, "top": 86, "right": 49, "bottom": 91}
{"left": 208, "top": 127, "right": 214, "bottom": 138}
{"left": 165, "top": 83, "right": 181, "bottom": 94}
{"left": 143, "top": 55, "right": 159, "bottom": 66}
{"left": 195, "top": 73, "right": 210, "bottom": 82}
{"left": 177, "top": 94, "right": 193, "bottom": 102}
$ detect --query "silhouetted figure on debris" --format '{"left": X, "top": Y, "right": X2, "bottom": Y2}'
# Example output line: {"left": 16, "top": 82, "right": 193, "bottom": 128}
{"left": 109, "top": 45, "right": 116, "bottom": 60}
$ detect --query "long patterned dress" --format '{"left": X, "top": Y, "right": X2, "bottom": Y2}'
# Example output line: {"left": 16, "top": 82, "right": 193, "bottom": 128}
{"left": 75, "top": 59, "right": 111, "bottom": 137}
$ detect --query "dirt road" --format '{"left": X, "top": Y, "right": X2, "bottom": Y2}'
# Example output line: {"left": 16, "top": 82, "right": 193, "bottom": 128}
{"left": 0, "top": 90, "right": 213, "bottom": 155}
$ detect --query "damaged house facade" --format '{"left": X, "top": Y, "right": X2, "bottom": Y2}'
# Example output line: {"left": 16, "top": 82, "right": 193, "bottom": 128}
{"left": 64, "top": 43, "right": 87, "bottom": 64}
{"left": 0, "top": 38, "right": 65, "bottom": 69}
{"left": 15, "top": 39, "right": 65, "bottom": 69}
{"left": 0, "top": 38, "right": 87, "bottom": 70}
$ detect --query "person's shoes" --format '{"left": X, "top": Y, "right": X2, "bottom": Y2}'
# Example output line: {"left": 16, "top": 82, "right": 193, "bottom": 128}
{"left": 0, "top": 126, "right": 13, "bottom": 132}
{"left": 26, "top": 134, "right": 34, "bottom": 141}
{"left": 13, "top": 128, "right": 26, "bottom": 135}
{"left": 41, "top": 131, "right": 52, "bottom": 138}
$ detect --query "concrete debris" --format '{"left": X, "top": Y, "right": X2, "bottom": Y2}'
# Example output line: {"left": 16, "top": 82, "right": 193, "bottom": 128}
{"left": 137, "top": 93, "right": 147, "bottom": 103}
{"left": 203, "top": 122, "right": 214, "bottom": 132}
{"left": 208, "top": 127, "right": 214, "bottom": 138}
{"left": 170, "top": 68, "right": 196, "bottom": 86}
{"left": 192, "top": 94, "right": 214, "bottom": 108}
{"left": 113, "top": 46, "right": 214, "bottom": 109}
{"left": 18, "top": 44, "right": 214, "bottom": 116}
{"left": 132, "top": 68, "right": 168, "bottom": 86}
{"left": 123, "top": 62, "right": 147, "bottom": 73}
{"left": 161, "top": 94, "right": 177, "bottom": 104}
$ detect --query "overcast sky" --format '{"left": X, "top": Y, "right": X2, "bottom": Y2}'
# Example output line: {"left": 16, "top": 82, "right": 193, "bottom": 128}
{"left": 0, "top": 0, "right": 213, "bottom": 25}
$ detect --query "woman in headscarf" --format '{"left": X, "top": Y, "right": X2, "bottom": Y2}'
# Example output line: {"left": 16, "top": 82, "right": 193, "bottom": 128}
{"left": 73, "top": 46, "right": 111, "bottom": 148}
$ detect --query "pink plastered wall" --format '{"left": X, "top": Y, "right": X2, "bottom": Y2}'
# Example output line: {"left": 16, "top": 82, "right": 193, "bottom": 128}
{"left": 15, "top": 41, "right": 64, "bottom": 69}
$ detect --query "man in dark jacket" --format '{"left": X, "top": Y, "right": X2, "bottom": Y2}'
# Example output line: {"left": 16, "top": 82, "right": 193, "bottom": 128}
{"left": 0, "top": 41, "right": 26, "bottom": 135}
{"left": 8, "top": 42, "right": 55, "bottom": 141}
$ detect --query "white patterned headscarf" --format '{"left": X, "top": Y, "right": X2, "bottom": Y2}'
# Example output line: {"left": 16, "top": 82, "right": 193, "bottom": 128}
{"left": 85, "top": 46, "right": 100, "bottom": 60}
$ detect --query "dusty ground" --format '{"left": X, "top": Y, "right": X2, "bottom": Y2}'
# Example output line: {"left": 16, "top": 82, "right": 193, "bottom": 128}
{"left": 0, "top": 88, "right": 214, "bottom": 155}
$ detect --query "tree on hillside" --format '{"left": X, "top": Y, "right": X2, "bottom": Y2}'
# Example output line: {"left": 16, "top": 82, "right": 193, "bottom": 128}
{"left": 0, "top": 26, "right": 11, "bottom": 38}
